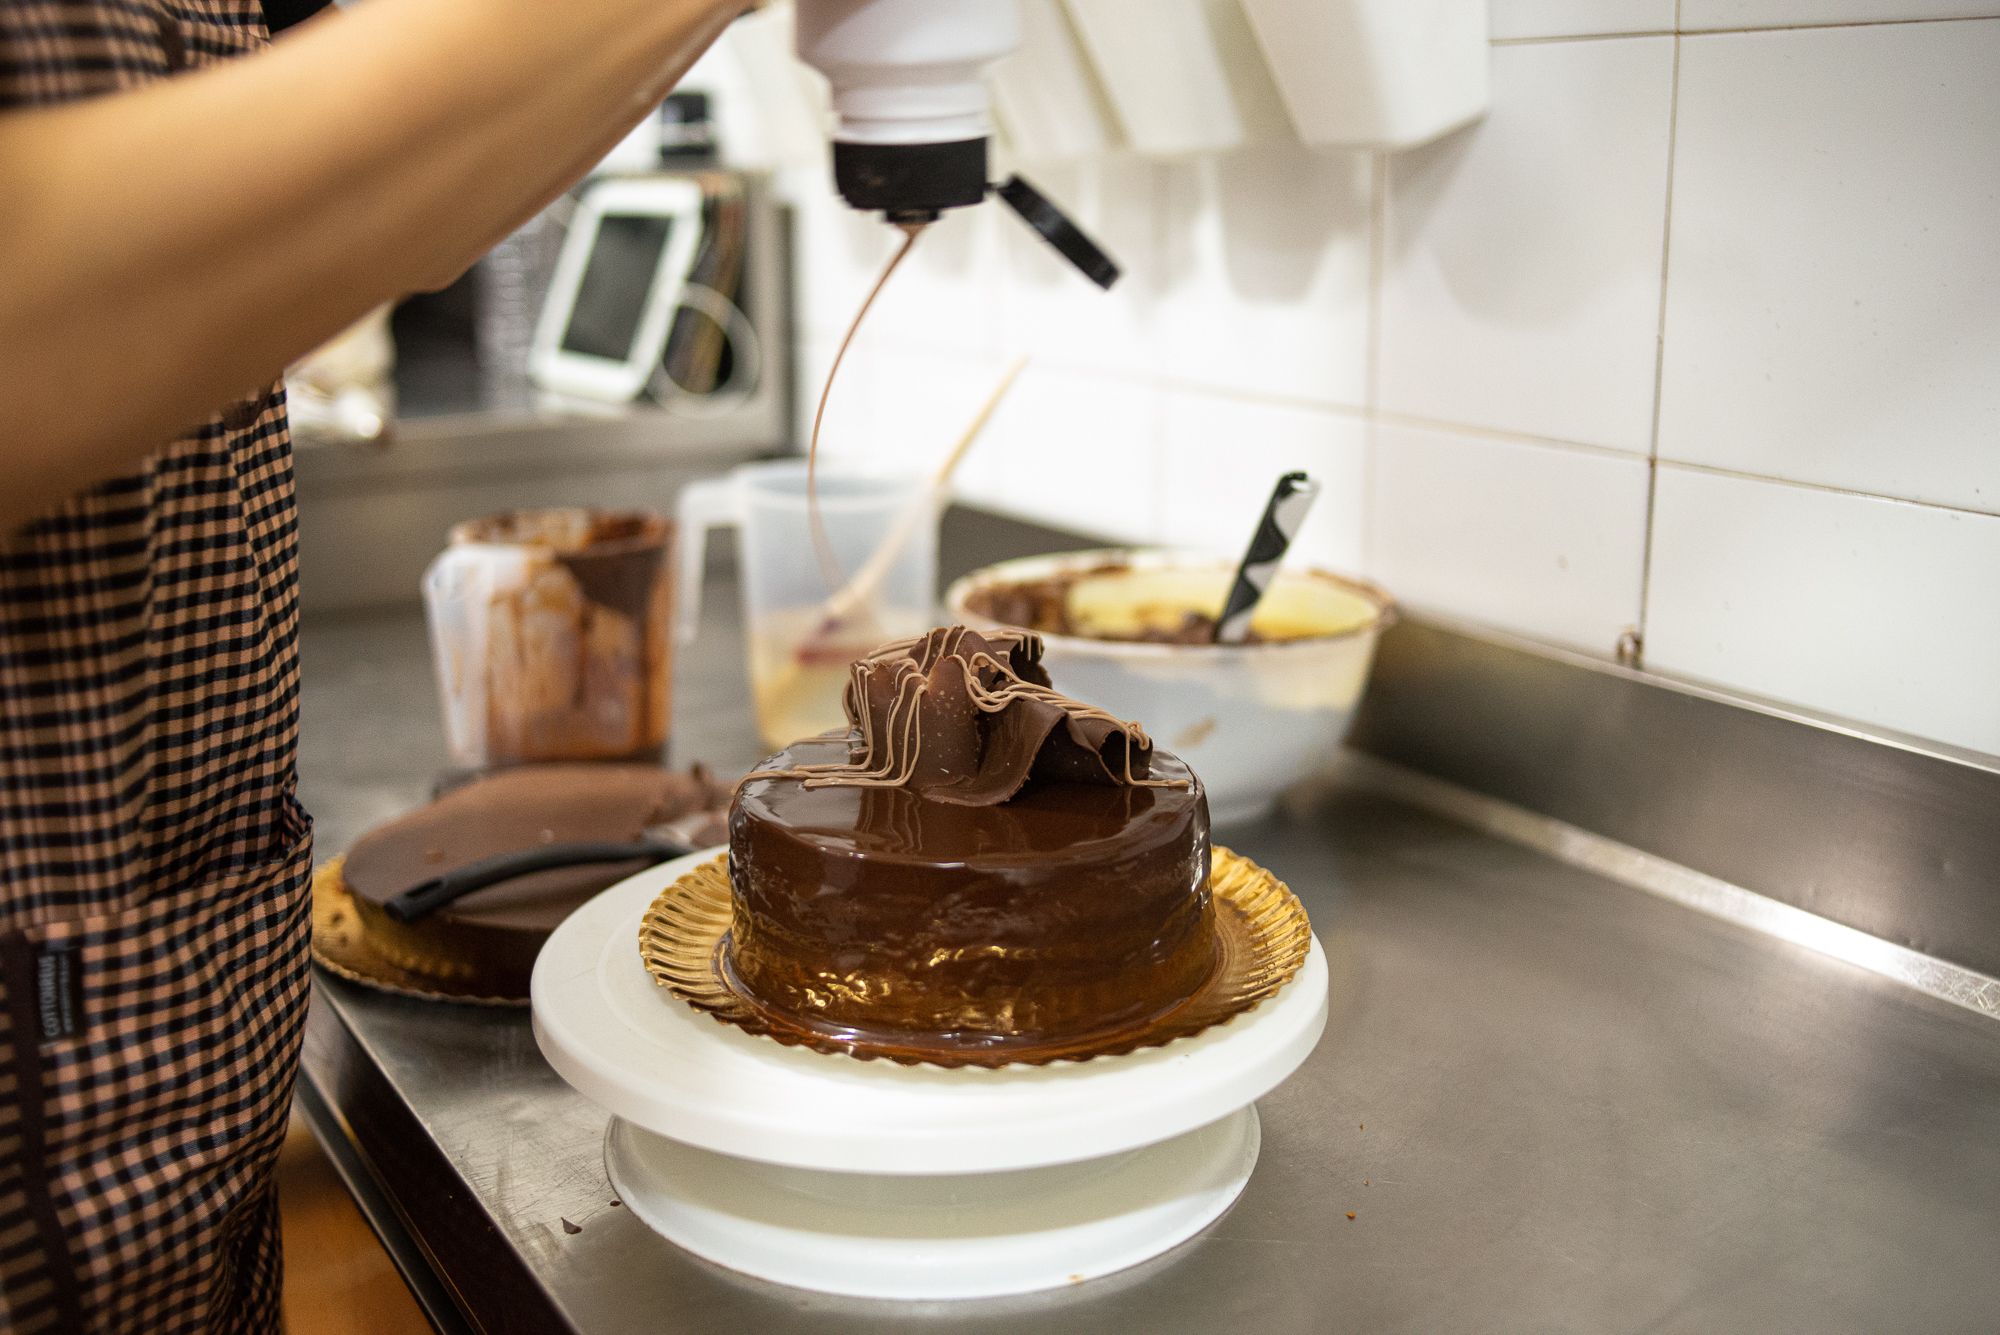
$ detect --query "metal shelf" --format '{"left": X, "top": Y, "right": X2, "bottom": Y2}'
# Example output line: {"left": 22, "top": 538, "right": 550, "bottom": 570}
{"left": 294, "top": 177, "right": 794, "bottom": 613}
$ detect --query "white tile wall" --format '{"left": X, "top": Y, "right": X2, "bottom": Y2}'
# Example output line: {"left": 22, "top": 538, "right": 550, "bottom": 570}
{"left": 1658, "top": 21, "right": 2000, "bottom": 514}
{"left": 1646, "top": 467, "right": 2000, "bottom": 755}
{"left": 784, "top": 165, "right": 895, "bottom": 341}
{"left": 1156, "top": 143, "right": 1373, "bottom": 407}
{"left": 786, "top": 167, "right": 1004, "bottom": 356}
{"left": 793, "top": 330, "right": 845, "bottom": 459}
{"left": 1368, "top": 423, "right": 1651, "bottom": 654}
{"left": 965, "top": 366, "right": 1164, "bottom": 541}
{"left": 1158, "top": 391, "right": 1368, "bottom": 570}
{"left": 1679, "top": 0, "right": 2000, "bottom": 31}
{"left": 990, "top": 0, "right": 1121, "bottom": 161}
{"left": 997, "top": 156, "right": 1164, "bottom": 376}
{"left": 797, "top": 337, "right": 1012, "bottom": 479}
{"left": 876, "top": 205, "right": 1008, "bottom": 357}
{"left": 779, "top": 13, "right": 2000, "bottom": 755}
{"left": 1378, "top": 37, "right": 1675, "bottom": 453}
{"left": 1061, "top": 0, "right": 1293, "bottom": 156}
{"left": 1489, "top": 0, "right": 1675, "bottom": 40}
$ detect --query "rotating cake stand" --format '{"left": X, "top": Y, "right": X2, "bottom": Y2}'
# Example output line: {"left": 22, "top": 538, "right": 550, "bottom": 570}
{"left": 531, "top": 850, "right": 1328, "bottom": 1300}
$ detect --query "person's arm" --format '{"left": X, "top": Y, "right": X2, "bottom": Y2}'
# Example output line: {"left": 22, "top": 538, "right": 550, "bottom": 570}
{"left": 0, "top": 0, "right": 748, "bottom": 528}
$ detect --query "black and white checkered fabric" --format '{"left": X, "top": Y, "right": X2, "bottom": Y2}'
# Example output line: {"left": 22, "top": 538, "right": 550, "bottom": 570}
{"left": 2, "top": 5, "right": 313, "bottom": 1330}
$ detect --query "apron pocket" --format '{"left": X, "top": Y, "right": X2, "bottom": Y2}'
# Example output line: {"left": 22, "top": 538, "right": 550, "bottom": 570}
{"left": 0, "top": 826, "right": 313, "bottom": 1329}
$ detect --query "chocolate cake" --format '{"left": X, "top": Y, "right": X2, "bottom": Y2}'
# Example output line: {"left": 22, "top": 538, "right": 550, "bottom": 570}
{"left": 727, "top": 627, "right": 1215, "bottom": 1048}
{"left": 340, "top": 764, "right": 726, "bottom": 996}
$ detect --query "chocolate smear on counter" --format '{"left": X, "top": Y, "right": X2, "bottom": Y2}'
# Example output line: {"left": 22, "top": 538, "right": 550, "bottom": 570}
{"left": 747, "top": 627, "right": 1185, "bottom": 806}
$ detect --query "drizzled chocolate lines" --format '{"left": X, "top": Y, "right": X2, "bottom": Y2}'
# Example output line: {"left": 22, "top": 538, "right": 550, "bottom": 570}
{"left": 744, "top": 627, "right": 1186, "bottom": 800}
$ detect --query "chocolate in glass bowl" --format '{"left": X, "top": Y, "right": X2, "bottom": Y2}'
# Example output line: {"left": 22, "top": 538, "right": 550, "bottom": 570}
{"left": 948, "top": 552, "right": 1397, "bottom": 826}
{"left": 959, "top": 560, "right": 1376, "bottom": 646}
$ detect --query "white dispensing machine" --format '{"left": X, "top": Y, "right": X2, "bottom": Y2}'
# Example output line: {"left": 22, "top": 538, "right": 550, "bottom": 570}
{"left": 794, "top": 0, "right": 1121, "bottom": 287}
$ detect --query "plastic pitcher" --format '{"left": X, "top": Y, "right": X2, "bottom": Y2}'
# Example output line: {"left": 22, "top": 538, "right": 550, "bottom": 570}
{"left": 677, "top": 461, "right": 937, "bottom": 752}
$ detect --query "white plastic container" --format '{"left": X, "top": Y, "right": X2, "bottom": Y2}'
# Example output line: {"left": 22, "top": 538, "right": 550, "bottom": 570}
{"left": 794, "top": 0, "right": 1021, "bottom": 147}
{"left": 947, "top": 549, "right": 1396, "bottom": 826}
{"left": 1236, "top": 0, "right": 1489, "bottom": 149}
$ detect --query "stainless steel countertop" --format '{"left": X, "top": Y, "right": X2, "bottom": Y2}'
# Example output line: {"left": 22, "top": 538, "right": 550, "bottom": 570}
{"left": 297, "top": 595, "right": 2000, "bottom": 1333}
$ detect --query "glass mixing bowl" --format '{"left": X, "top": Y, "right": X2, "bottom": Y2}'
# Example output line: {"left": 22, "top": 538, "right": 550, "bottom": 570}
{"left": 947, "top": 549, "right": 1396, "bottom": 826}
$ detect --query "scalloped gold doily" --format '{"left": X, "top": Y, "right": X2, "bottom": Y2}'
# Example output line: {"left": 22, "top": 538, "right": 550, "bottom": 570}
{"left": 311, "top": 858, "right": 528, "bottom": 1007}
{"left": 639, "top": 845, "right": 1311, "bottom": 1068}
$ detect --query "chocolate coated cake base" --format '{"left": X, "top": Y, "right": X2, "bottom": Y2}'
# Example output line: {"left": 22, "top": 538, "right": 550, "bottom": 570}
{"left": 728, "top": 738, "right": 1215, "bottom": 1048}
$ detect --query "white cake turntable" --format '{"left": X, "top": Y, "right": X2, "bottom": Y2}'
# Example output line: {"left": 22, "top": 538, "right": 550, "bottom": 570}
{"left": 531, "top": 850, "right": 1327, "bottom": 1300}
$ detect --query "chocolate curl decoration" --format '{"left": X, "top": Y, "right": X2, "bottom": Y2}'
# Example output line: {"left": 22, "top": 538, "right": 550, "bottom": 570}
{"left": 755, "top": 627, "right": 1181, "bottom": 806}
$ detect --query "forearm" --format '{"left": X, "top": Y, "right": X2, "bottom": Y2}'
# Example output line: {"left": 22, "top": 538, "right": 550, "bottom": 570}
{"left": 408, "top": 103, "right": 647, "bottom": 296}
{"left": 0, "top": 0, "right": 744, "bottom": 528}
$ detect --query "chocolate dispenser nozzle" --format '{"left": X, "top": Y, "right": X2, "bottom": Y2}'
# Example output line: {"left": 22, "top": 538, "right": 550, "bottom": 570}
{"left": 794, "top": 0, "right": 1120, "bottom": 288}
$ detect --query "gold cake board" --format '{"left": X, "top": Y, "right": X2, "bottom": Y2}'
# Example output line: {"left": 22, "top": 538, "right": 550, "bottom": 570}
{"left": 640, "top": 845, "right": 1312, "bottom": 1069}
{"left": 310, "top": 858, "right": 528, "bottom": 1007}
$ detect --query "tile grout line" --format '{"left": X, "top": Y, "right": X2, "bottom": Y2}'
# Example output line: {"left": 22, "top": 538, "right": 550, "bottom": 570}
{"left": 828, "top": 343, "right": 1663, "bottom": 463}
{"left": 836, "top": 341, "right": 2000, "bottom": 524}
{"left": 1363, "top": 151, "right": 1390, "bottom": 576}
{"left": 1636, "top": 27, "right": 1685, "bottom": 648}
{"left": 1658, "top": 459, "right": 2000, "bottom": 520}
{"left": 1491, "top": 30, "right": 1674, "bottom": 44}
{"left": 1491, "top": 13, "right": 2000, "bottom": 44}
{"left": 1147, "top": 160, "right": 1172, "bottom": 543}
{"left": 1680, "top": 11, "right": 2000, "bottom": 33}
{"left": 1369, "top": 411, "right": 1648, "bottom": 463}
{"left": 1364, "top": 152, "right": 1388, "bottom": 418}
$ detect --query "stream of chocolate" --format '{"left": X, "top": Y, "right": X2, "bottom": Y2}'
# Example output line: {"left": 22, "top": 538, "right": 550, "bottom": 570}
{"left": 747, "top": 627, "right": 1187, "bottom": 806}
{"left": 804, "top": 221, "right": 927, "bottom": 598}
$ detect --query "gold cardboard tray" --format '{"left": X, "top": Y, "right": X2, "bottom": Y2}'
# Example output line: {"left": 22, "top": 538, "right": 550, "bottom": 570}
{"left": 311, "top": 858, "right": 528, "bottom": 1007}
{"left": 639, "top": 845, "right": 1312, "bottom": 1069}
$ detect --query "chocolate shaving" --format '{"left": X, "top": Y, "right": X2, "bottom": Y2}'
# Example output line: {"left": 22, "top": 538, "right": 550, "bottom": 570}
{"left": 748, "top": 627, "right": 1183, "bottom": 806}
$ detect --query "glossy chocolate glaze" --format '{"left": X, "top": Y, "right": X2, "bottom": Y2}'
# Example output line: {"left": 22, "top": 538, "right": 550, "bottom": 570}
{"left": 343, "top": 764, "right": 726, "bottom": 994}
{"left": 728, "top": 737, "right": 1215, "bottom": 1047}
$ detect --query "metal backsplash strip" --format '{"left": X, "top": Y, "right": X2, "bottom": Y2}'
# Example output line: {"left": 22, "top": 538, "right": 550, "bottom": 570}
{"left": 1349, "top": 618, "right": 2000, "bottom": 983}
{"left": 1343, "top": 753, "right": 2000, "bottom": 1022}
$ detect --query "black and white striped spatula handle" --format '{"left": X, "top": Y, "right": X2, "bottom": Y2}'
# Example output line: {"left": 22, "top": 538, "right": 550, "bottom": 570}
{"left": 1214, "top": 472, "right": 1321, "bottom": 644}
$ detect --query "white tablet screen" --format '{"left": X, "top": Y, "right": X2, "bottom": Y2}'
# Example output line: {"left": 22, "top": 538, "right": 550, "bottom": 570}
{"left": 560, "top": 213, "right": 676, "bottom": 361}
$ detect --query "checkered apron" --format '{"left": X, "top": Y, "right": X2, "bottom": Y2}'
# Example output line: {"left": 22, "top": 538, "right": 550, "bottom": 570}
{"left": 1, "top": 5, "right": 315, "bottom": 1330}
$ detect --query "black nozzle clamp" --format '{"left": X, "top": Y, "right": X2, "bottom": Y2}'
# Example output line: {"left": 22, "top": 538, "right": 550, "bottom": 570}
{"left": 994, "top": 175, "right": 1121, "bottom": 291}
{"left": 829, "top": 145, "right": 1122, "bottom": 290}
